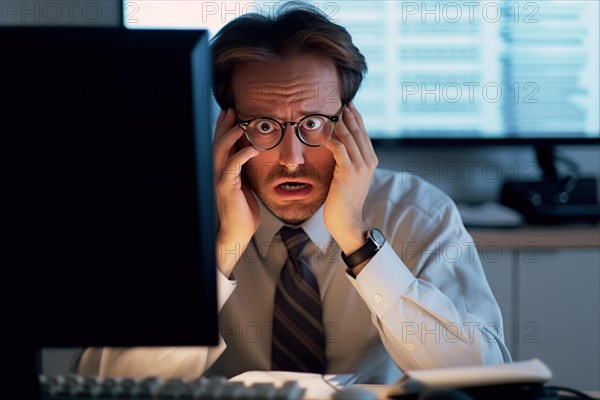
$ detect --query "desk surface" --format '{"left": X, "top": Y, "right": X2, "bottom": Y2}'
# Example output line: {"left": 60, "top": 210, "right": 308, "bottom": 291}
{"left": 350, "top": 385, "right": 600, "bottom": 399}
{"left": 468, "top": 225, "right": 600, "bottom": 248}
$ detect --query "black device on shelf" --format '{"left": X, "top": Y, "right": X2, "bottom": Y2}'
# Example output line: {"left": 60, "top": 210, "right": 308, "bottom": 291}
{"left": 499, "top": 145, "right": 600, "bottom": 225}
{"left": 1, "top": 26, "right": 217, "bottom": 398}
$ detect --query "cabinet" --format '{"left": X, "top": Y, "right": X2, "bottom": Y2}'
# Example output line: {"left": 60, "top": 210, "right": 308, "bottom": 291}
{"left": 472, "top": 226, "right": 600, "bottom": 391}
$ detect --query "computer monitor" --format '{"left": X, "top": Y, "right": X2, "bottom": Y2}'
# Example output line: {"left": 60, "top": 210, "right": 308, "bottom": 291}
{"left": 1, "top": 27, "right": 218, "bottom": 353}
{"left": 343, "top": 0, "right": 600, "bottom": 144}
{"left": 120, "top": 0, "right": 600, "bottom": 145}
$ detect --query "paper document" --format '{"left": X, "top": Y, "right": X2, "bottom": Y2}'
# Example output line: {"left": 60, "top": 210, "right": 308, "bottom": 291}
{"left": 230, "top": 371, "right": 357, "bottom": 399}
{"left": 389, "top": 358, "right": 552, "bottom": 396}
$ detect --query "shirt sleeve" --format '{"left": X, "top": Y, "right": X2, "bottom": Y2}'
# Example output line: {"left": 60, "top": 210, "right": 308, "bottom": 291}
{"left": 76, "top": 270, "right": 238, "bottom": 379}
{"left": 346, "top": 199, "right": 512, "bottom": 372}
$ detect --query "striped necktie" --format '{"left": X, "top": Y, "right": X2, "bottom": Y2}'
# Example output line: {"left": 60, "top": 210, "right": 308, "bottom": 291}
{"left": 271, "top": 227, "right": 326, "bottom": 373}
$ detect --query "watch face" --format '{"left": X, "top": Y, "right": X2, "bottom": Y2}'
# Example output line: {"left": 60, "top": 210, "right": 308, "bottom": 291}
{"left": 370, "top": 228, "right": 386, "bottom": 247}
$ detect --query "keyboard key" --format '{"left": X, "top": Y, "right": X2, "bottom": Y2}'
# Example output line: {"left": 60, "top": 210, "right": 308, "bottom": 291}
{"left": 248, "top": 383, "right": 278, "bottom": 400}
{"left": 276, "top": 381, "right": 304, "bottom": 400}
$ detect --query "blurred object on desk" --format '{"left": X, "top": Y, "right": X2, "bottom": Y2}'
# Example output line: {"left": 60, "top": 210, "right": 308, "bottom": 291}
{"left": 457, "top": 201, "right": 524, "bottom": 228}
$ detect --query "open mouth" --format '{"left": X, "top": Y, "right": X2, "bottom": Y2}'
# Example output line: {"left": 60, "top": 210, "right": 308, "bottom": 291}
{"left": 273, "top": 180, "right": 313, "bottom": 198}
{"left": 278, "top": 182, "right": 308, "bottom": 191}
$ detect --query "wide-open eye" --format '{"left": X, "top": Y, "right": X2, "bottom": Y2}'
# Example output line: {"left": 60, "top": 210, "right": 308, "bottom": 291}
{"left": 300, "top": 116, "right": 325, "bottom": 131}
{"left": 250, "top": 119, "right": 279, "bottom": 135}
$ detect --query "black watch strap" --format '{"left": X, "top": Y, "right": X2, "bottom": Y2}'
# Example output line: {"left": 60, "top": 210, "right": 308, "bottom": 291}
{"left": 341, "top": 228, "right": 386, "bottom": 269}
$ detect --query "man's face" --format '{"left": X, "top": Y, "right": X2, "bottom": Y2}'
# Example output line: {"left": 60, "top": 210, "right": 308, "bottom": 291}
{"left": 232, "top": 54, "right": 341, "bottom": 225}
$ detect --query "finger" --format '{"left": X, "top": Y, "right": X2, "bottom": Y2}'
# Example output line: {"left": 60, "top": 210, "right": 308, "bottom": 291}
{"left": 324, "top": 137, "right": 352, "bottom": 169}
{"left": 216, "top": 145, "right": 259, "bottom": 186}
{"left": 344, "top": 103, "right": 377, "bottom": 165}
{"left": 213, "top": 108, "right": 239, "bottom": 144}
{"left": 333, "top": 107, "right": 362, "bottom": 163}
{"left": 213, "top": 127, "right": 245, "bottom": 169}
{"left": 213, "top": 109, "right": 245, "bottom": 165}
{"left": 336, "top": 105, "right": 376, "bottom": 165}
{"left": 343, "top": 104, "right": 370, "bottom": 153}
{"left": 348, "top": 102, "right": 368, "bottom": 135}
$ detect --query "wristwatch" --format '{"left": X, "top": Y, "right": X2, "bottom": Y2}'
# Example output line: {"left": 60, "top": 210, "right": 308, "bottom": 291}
{"left": 341, "top": 228, "right": 386, "bottom": 270}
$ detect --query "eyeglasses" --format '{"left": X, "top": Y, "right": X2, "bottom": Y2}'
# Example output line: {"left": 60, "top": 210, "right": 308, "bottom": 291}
{"left": 237, "top": 105, "right": 344, "bottom": 150}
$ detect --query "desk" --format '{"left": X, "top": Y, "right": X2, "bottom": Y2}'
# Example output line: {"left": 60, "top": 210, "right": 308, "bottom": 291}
{"left": 468, "top": 225, "right": 600, "bottom": 249}
{"left": 350, "top": 385, "right": 600, "bottom": 399}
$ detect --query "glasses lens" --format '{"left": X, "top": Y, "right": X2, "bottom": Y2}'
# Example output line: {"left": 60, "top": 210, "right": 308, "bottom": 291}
{"left": 246, "top": 118, "right": 282, "bottom": 149}
{"left": 298, "top": 115, "right": 334, "bottom": 145}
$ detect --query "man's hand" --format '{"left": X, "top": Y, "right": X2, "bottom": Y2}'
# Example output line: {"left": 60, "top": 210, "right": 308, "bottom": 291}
{"left": 323, "top": 103, "right": 378, "bottom": 260}
{"left": 213, "top": 108, "right": 260, "bottom": 278}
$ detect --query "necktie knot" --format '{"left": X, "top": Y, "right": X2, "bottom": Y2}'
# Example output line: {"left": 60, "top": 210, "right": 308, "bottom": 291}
{"left": 279, "top": 227, "right": 310, "bottom": 260}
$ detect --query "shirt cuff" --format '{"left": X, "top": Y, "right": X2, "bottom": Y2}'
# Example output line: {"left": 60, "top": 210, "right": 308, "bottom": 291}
{"left": 216, "top": 269, "right": 237, "bottom": 311}
{"left": 348, "top": 242, "right": 416, "bottom": 317}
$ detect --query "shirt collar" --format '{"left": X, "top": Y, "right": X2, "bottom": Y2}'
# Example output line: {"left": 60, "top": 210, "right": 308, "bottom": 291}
{"left": 252, "top": 192, "right": 335, "bottom": 258}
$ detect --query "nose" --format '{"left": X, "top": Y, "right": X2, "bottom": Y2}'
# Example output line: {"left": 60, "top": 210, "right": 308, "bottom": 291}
{"left": 278, "top": 125, "right": 305, "bottom": 170}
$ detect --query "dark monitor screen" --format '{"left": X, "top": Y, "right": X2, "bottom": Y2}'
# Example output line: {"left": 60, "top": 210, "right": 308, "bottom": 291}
{"left": 1, "top": 27, "right": 218, "bottom": 348}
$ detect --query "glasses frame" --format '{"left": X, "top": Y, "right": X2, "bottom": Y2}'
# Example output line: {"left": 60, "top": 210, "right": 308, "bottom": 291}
{"left": 237, "top": 105, "right": 345, "bottom": 150}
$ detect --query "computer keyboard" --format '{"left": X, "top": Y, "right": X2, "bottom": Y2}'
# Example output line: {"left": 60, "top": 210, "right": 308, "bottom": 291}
{"left": 39, "top": 374, "right": 305, "bottom": 399}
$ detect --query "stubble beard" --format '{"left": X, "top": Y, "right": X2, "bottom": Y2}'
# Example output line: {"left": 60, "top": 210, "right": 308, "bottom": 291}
{"left": 243, "top": 162, "right": 335, "bottom": 225}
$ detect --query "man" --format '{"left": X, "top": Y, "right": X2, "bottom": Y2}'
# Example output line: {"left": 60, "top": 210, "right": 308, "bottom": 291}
{"left": 77, "top": 4, "right": 511, "bottom": 383}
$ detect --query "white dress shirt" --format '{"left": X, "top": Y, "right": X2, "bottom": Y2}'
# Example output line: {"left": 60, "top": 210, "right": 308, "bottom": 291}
{"left": 77, "top": 169, "right": 511, "bottom": 383}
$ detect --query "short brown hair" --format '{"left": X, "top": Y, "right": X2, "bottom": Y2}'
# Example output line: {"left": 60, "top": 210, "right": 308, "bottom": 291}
{"left": 210, "top": 2, "right": 367, "bottom": 110}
